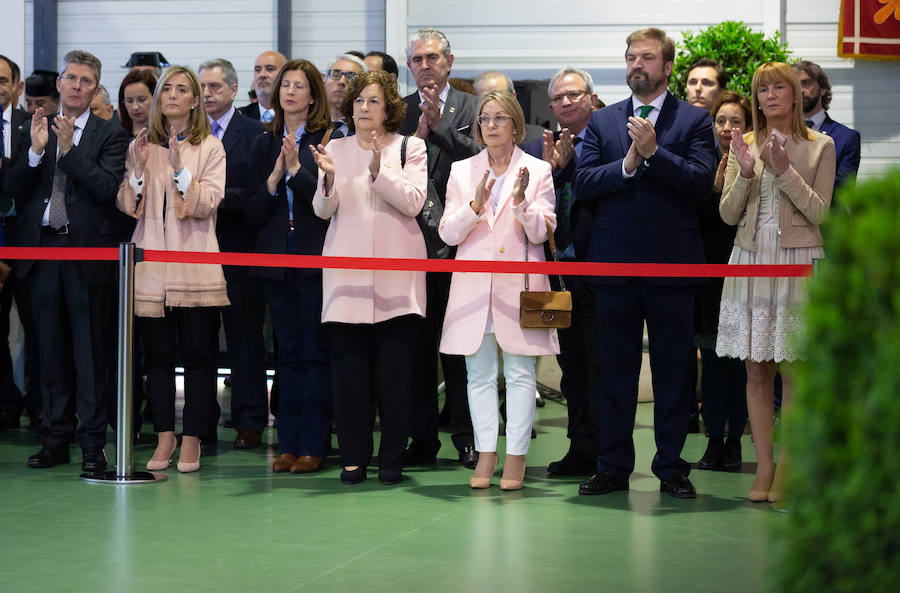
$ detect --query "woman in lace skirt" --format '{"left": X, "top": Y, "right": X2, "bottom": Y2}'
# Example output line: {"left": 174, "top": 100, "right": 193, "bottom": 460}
{"left": 716, "top": 62, "right": 835, "bottom": 502}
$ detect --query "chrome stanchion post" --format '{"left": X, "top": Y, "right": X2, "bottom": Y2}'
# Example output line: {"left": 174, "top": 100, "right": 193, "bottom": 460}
{"left": 82, "top": 243, "right": 166, "bottom": 484}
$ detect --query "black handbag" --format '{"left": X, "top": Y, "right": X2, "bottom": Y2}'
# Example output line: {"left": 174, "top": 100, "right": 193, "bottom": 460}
{"left": 519, "top": 219, "right": 572, "bottom": 329}
{"left": 400, "top": 136, "right": 451, "bottom": 259}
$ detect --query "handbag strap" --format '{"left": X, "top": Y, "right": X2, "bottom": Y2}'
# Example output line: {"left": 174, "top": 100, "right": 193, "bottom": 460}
{"left": 524, "top": 218, "right": 566, "bottom": 292}
{"left": 321, "top": 126, "right": 334, "bottom": 147}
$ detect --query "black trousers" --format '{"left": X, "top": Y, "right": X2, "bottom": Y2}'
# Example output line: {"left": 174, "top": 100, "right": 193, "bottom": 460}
{"left": 410, "top": 271, "right": 472, "bottom": 453}
{"left": 31, "top": 236, "right": 110, "bottom": 449}
{"left": 553, "top": 274, "right": 603, "bottom": 461}
{"left": 330, "top": 315, "right": 421, "bottom": 470}
{"left": 699, "top": 347, "right": 747, "bottom": 439}
{"left": 592, "top": 280, "right": 695, "bottom": 480}
{"left": 0, "top": 270, "right": 41, "bottom": 417}
{"left": 221, "top": 280, "right": 268, "bottom": 433}
{"left": 138, "top": 307, "right": 219, "bottom": 437}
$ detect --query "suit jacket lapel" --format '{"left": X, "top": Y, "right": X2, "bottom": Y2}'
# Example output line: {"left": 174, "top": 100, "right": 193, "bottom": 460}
{"left": 222, "top": 114, "right": 240, "bottom": 153}
{"left": 653, "top": 91, "right": 678, "bottom": 147}
{"left": 616, "top": 98, "right": 631, "bottom": 157}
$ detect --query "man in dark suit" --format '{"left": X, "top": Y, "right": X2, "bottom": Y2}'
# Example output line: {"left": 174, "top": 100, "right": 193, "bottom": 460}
{"left": 524, "top": 66, "right": 603, "bottom": 476}
{"left": 473, "top": 70, "right": 545, "bottom": 146}
{"left": 199, "top": 58, "right": 268, "bottom": 449}
{"left": 574, "top": 28, "right": 715, "bottom": 498}
{"left": 1, "top": 54, "right": 41, "bottom": 431}
{"left": 793, "top": 60, "right": 861, "bottom": 194}
{"left": 239, "top": 51, "right": 286, "bottom": 124}
{"left": 399, "top": 27, "right": 480, "bottom": 468}
{"left": 3, "top": 50, "right": 129, "bottom": 470}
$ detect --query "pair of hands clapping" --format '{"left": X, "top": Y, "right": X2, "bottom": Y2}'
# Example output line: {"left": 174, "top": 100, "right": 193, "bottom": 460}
{"left": 470, "top": 167, "right": 529, "bottom": 214}
{"left": 266, "top": 136, "right": 302, "bottom": 195}
{"left": 309, "top": 130, "right": 385, "bottom": 194}
{"left": 131, "top": 126, "right": 186, "bottom": 180}
{"left": 541, "top": 129, "right": 575, "bottom": 171}
{"left": 730, "top": 128, "right": 790, "bottom": 179}
{"left": 29, "top": 107, "right": 76, "bottom": 156}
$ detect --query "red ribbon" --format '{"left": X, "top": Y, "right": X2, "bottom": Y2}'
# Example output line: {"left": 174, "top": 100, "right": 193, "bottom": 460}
{"left": 0, "top": 247, "right": 812, "bottom": 278}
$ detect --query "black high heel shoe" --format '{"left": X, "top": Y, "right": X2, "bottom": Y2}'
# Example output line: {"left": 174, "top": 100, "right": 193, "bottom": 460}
{"left": 378, "top": 468, "right": 402, "bottom": 485}
{"left": 341, "top": 466, "right": 366, "bottom": 484}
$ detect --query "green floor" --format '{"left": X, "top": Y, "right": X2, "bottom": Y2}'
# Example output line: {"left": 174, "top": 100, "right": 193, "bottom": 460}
{"left": 0, "top": 396, "right": 778, "bottom": 593}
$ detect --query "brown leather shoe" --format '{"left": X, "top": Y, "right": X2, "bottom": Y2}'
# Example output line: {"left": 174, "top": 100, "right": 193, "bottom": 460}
{"left": 234, "top": 428, "right": 262, "bottom": 450}
{"left": 272, "top": 454, "right": 298, "bottom": 473}
{"left": 290, "top": 455, "right": 324, "bottom": 474}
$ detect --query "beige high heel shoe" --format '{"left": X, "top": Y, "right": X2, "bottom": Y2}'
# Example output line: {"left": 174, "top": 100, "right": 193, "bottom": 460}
{"left": 146, "top": 435, "right": 177, "bottom": 471}
{"left": 470, "top": 452, "right": 498, "bottom": 489}
{"left": 176, "top": 436, "right": 201, "bottom": 473}
{"left": 500, "top": 454, "right": 526, "bottom": 491}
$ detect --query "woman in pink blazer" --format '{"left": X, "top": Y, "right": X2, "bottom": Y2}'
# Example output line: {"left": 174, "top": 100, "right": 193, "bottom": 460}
{"left": 439, "top": 90, "right": 559, "bottom": 491}
{"left": 117, "top": 66, "right": 228, "bottom": 473}
{"left": 311, "top": 71, "right": 428, "bottom": 486}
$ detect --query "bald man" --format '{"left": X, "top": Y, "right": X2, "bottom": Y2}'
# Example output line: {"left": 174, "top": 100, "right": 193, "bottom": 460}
{"left": 239, "top": 51, "right": 287, "bottom": 123}
{"left": 473, "top": 70, "right": 545, "bottom": 145}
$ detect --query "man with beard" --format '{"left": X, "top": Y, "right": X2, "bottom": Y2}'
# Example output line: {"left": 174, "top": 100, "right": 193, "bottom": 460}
{"left": 239, "top": 51, "right": 287, "bottom": 124}
{"left": 573, "top": 28, "right": 715, "bottom": 499}
{"left": 792, "top": 60, "right": 860, "bottom": 193}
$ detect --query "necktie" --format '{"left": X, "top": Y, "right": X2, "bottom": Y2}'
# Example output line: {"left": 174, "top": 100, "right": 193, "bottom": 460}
{"left": 210, "top": 121, "right": 222, "bottom": 138}
{"left": 48, "top": 151, "right": 68, "bottom": 230}
{"left": 0, "top": 120, "right": 5, "bottom": 158}
{"left": 262, "top": 110, "right": 274, "bottom": 123}
{"left": 804, "top": 119, "right": 814, "bottom": 129}
{"left": 637, "top": 105, "right": 653, "bottom": 119}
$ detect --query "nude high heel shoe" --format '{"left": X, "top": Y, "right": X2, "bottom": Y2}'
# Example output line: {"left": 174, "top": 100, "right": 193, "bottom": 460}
{"left": 177, "top": 436, "right": 201, "bottom": 473}
{"left": 500, "top": 454, "right": 526, "bottom": 491}
{"left": 470, "top": 452, "right": 498, "bottom": 489}
{"left": 146, "top": 434, "right": 177, "bottom": 471}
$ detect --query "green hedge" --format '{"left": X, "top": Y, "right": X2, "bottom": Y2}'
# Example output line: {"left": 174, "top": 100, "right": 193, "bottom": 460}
{"left": 672, "top": 21, "right": 793, "bottom": 100}
{"left": 777, "top": 168, "right": 900, "bottom": 592}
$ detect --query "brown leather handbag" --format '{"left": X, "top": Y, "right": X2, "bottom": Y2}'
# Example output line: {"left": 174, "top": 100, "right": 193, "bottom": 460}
{"left": 519, "top": 219, "right": 571, "bottom": 329}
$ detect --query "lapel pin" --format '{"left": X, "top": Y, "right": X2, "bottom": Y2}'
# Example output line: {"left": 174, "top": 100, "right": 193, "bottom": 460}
{"left": 448, "top": 106, "right": 456, "bottom": 114}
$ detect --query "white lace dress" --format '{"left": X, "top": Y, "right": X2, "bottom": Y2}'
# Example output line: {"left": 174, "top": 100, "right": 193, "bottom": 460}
{"left": 715, "top": 169, "right": 823, "bottom": 362}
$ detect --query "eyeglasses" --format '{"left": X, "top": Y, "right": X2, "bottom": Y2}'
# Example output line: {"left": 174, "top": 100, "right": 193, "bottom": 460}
{"left": 549, "top": 90, "right": 587, "bottom": 105}
{"left": 61, "top": 73, "right": 97, "bottom": 88}
{"left": 326, "top": 70, "right": 358, "bottom": 82}
{"left": 476, "top": 114, "right": 512, "bottom": 126}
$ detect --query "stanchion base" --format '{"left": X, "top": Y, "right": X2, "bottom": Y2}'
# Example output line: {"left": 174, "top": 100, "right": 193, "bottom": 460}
{"left": 80, "top": 470, "right": 168, "bottom": 484}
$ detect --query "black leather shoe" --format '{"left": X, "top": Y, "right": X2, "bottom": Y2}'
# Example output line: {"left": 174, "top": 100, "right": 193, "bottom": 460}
{"left": 458, "top": 445, "right": 478, "bottom": 469}
{"left": 719, "top": 437, "right": 743, "bottom": 472}
{"left": 697, "top": 437, "right": 725, "bottom": 470}
{"left": 660, "top": 474, "right": 697, "bottom": 499}
{"left": 28, "top": 445, "right": 71, "bottom": 468}
{"left": 578, "top": 471, "right": 629, "bottom": 495}
{"left": 0, "top": 408, "right": 20, "bottom": 430}
{"left": 548, "top": 452, "right": 595, "bottom": 476}
{"left": 404, "top": 441, "right": 438, "bottom": 466}
{"left": 378, "top": 469, "right": 402, "bottom": 485}
{"left": 341, "top": 466, "right": 367, "bottom": 484}
{"left": 81, "top": 447, "right": 108, "bottom": 472}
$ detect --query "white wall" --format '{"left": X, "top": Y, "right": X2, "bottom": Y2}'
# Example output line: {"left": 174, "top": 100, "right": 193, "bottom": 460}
{"left": 17, "top": 0, "right": 900, "bottom": 178}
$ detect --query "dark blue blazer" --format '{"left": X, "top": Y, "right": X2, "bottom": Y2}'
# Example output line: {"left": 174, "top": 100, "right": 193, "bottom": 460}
{"left": 216, "top": 110, "right": 266, "bottom": 283}
{"left": 819, "top": 113, "right": 860, "bottom": 192}
{"left": 573, "top": 92, "right": 715, "bottom": 285}
{"left": 244, "top": 126, "right": 328, "bottom": 280}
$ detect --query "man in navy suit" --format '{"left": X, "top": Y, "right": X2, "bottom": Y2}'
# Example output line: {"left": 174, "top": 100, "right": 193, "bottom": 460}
{"left": 199, "top": 59, "right": 267, "bottom": 449}
{"left": 793, "top": 61, "right": 861, "bottom": 195}
{"left": 574, "top": 28, "right": 715, "bottom": 498}
{"left": 239, "top": 51, "right": 286, "bottom": 124}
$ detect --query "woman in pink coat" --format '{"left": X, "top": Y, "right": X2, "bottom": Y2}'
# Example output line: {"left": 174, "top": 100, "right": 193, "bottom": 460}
{"left": 439, "top": 90, "right": 559, "bottom": 491}
{"left": 311, "top": 71, "right": 428, "bottom": 486}
{"left": 117, "top": 66, "right": 228, "bottom": 473}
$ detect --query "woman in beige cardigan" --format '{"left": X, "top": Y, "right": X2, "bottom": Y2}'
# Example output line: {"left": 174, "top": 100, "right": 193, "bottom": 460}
{"left": 716, "top": 62, "right": 835, "bottom": 502}
{"left": 117, "top": 66, "right": 228, "bottom": 473}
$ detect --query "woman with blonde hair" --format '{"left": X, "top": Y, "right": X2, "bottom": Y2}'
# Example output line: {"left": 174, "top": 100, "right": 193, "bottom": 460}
{"left": 716, "top": 62, "right": 835, "bottom": 502}
{"left": 439, "top": 90, "right": 558, "bottom": 491}
{"left": 117, "top": 65, "right": 228, "bottom": 473}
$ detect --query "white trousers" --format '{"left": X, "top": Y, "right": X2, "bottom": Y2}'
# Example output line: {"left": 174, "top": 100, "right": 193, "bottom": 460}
{"left": 465, "top": 333, "right": 536, "bottom": 456}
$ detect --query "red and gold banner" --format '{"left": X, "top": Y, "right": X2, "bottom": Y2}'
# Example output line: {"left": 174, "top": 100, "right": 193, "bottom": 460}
{"left": 839, "top": 0, "right": 900, "bottom": 60}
